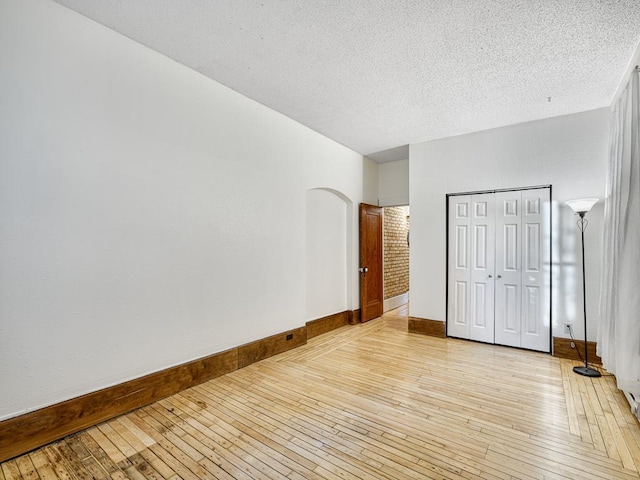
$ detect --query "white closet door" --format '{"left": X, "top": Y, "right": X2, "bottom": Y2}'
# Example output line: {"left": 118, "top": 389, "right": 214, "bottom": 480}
{"left": 469, "top": 194, "right": 495, "bottom": 343}
{"left": 448, "top": 188, "right": 550, "bottom": 353}
{"left": 447, "top": 196, "right": 472, "bottom": 339}
{"left": 494, "top": 191, "right": 522, "bottom": 348}
{"left": 520, "top": 188, "right": 550, "bottom": 352}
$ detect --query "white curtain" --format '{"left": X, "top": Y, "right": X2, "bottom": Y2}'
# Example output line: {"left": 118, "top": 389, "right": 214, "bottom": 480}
{"left": 597, "top": 68, "right": 640, "bottom": 398}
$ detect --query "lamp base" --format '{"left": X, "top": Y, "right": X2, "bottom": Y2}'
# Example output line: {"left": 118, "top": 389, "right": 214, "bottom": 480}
{"left": 573, "top": 366, "right": 602, "bottom": 377}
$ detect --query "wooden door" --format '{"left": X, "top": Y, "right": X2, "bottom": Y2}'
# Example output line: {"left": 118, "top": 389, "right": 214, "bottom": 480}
{"left": 360, "top": 203, "right": 383, "bottom": 322}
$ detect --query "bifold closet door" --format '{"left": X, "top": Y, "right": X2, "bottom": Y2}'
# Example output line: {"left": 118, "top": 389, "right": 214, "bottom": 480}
{"left": 494, "top": 191, "right": 522, "bottom": 347}
{"left": 448, "top": 188, "right": 550, "bottom": 353}
{"left": 447, "top": 194, "right": 495, "bottom": 343}
{"left": 494, "top": 188, "right": 550, "bottom": 351}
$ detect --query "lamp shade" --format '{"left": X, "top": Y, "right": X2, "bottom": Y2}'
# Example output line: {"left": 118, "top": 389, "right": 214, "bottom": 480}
{"left": 566, "top": 198, "right": 598, "bottom": 214}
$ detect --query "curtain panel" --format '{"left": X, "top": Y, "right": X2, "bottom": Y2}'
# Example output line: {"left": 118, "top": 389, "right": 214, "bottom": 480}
{"left": 597, "top": 68, "right": 640, "bottom": 398}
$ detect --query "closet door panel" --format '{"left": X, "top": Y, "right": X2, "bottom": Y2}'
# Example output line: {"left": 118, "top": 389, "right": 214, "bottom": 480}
{"left": 447, "top": 196, "right": 472, "bottom": 339}
{"left": 520, "top": 188, "right": 550, "bottom": 352}
{"left": 469, "top": 194, "right": 495, "bottom": 343}
{"left": 494, "top": 191, "right": 522, "bottom": 348}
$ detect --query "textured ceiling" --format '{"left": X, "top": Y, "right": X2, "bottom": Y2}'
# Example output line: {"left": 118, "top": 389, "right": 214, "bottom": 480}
{"left": 54, "top": 0, "right": 640, "bottom": 159}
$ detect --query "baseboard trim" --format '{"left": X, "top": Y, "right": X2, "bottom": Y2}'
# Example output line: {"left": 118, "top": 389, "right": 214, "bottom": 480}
{"left": 238, "top": 326, "right": 307, "bottom": 368}
{"left": 0, "top": 347, "right": 238, "bottom": 463}
{"left": 0, "top": 310, "right": 364, "bottom": 462}
{"left": 383, "top": 292, "right": 409, "bottom": 312}
{"left": 307, "top": 311, "right": 350, "bottom": 339}
{"left": 553, "top": 337, "right": 601, "bottom": 364}
{"left": 408, "top": 317, "right": 446, "bottom": 338}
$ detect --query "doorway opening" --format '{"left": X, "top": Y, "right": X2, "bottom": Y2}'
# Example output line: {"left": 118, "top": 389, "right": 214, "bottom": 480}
{"left": 383, "top": 205, "right": 410, "bottom": 317}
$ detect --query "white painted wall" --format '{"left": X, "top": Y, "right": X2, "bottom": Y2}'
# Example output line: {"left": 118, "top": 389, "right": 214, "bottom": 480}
{"left": 410, "top": 109, "right": 609, "bottom": 342}
{"left": 378, "top": 159, "right": 409, "bottom": 207}
{"left": 306, "top": 189, "right": 349, "bottom": 320}
{"left": 362, "top": 157, "right": 379, "bottom": 205}
{"left": 361, "top": 157, "right": 409, "bottom": 207}
{"left": 0, "top": 0, "right": 363, "bottom": 420}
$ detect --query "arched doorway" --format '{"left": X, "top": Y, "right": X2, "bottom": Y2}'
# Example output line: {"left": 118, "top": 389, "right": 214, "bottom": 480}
{"left": 305, "top": 188, "right": 353, "bottom": 321}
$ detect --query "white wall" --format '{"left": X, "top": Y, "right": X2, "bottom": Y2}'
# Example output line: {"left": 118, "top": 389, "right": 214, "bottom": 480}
{"left": 362, "top": 157, "right": 379, "bottom": 205}
{"left": 378, "top": 159, "right": 409, "bottom": 207}
{"left": 0, "top": 0, "right": 363, "bottom": 420}
{"left": 306, "top": 189, "right": 349, "bottom": 320}
{"left": 410, "top": 109, "right": 609, "bottom": 342}
{"left": 361, "top": 157, "right": 409, "bottom": 207}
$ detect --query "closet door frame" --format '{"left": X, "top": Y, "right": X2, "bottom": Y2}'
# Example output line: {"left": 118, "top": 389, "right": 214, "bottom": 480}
{"left": 444, "top": 185, "right": 553, "bottom": 353}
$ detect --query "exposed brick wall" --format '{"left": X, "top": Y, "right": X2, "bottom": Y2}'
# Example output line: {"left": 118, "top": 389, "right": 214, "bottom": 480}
{"left": 383, "top": 206, "right": 410, "bottom": 300}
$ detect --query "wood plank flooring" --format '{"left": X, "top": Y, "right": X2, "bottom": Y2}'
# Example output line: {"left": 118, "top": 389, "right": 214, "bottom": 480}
{"left": 3, "top": 306, "right": 639, "bottom": 479}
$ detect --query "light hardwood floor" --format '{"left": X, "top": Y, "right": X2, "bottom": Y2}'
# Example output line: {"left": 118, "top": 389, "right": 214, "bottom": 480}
{"left": 3, "top": 307, "right": 639, "bottom": 479}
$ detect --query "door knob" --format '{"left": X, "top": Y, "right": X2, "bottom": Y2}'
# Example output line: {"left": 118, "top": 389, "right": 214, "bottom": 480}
{"left": 497, "top": 274, "right": 502, "bottom": 278}
{"left": 488, "top": 274, "right": 493, "bottom": 278}
{"left": 359, "top": 267, "right": 369, "bottom": 275}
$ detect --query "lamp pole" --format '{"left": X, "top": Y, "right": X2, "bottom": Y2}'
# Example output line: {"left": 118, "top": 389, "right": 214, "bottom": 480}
{"left": 572, "top": 211, "right": 601, "bottom": 378}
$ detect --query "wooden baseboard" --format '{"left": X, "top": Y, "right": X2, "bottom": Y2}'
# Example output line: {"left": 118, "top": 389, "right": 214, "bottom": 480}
{"left": 553, "top": 337, "right": 601, "bottom": 364}
{"left": 1, "top": 327, "right": 304, "bottom": 462}
{"left": 0, "top": 348, "right": 238, "bottom": 463}
{"left": 307, "top": 312, "right": 350, "bottom": 339}
{"left": 238, "top": 326, "right": 306, "bottom": 368}
{"left": 0, "top": 309, "right": 365, "bottom": 462}
{"left": 408, "top": 317, "right": 446, "bottom": 338}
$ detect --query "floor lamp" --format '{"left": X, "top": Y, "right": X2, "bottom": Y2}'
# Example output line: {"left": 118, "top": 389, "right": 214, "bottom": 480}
{"left": 566, "top": 198, "right": 601, "bottom": 378}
